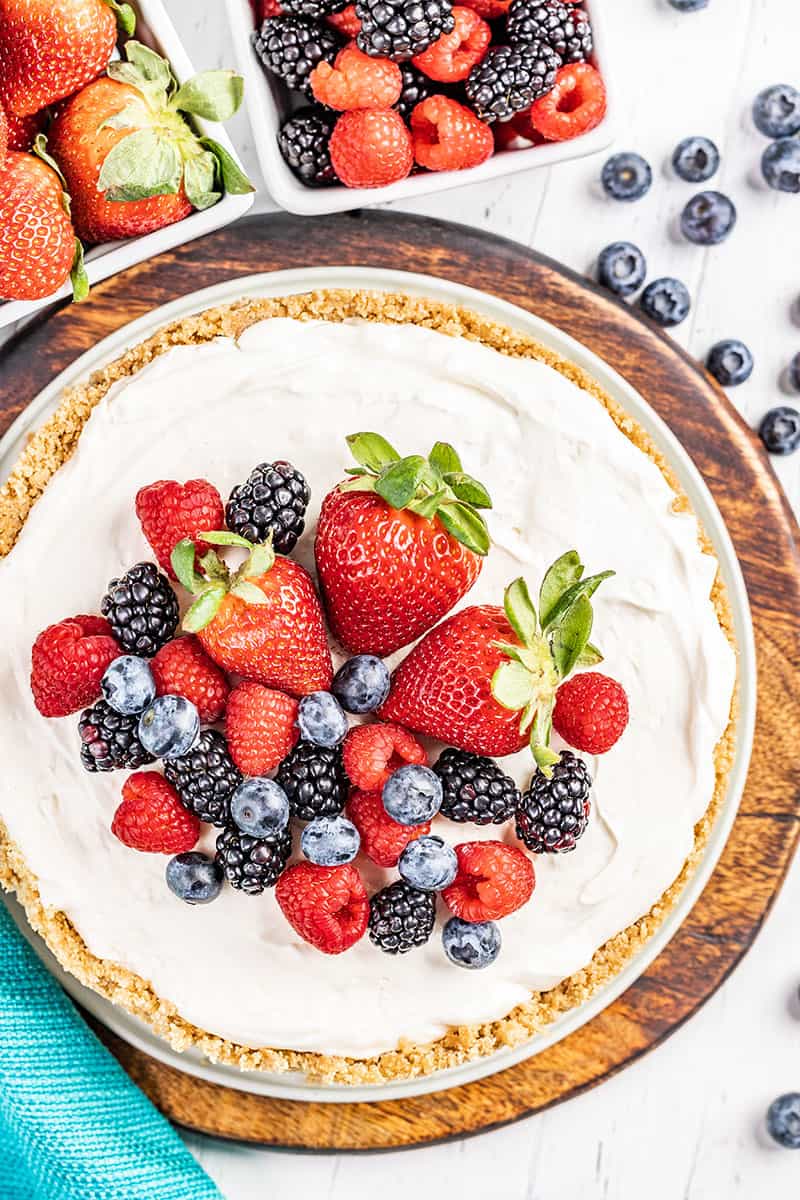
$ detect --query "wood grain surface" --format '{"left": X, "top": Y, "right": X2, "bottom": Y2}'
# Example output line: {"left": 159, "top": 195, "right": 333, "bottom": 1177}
{"left": 2, "top": 211, "right": 799, "bottom": 1151}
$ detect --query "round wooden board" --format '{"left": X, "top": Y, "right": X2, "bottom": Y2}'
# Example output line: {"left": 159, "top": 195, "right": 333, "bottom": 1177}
{"left": 2, "top": 211, "right": 799, "bottom": 1151}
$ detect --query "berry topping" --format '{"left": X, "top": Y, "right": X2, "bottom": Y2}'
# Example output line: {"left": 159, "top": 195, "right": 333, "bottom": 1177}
{"left": 101, "top": 562, "right": 179, "bottom": 658}
{"left": 101, "top": 655, "right": 156, "bottom": 716}
{"left": 465, "top": 42, "right": 561, "bottom": 123}
{"left": 463, "top": 0, "right": 510, "bottom": 15}
{"left": 31, "top": 615, "right": 121, "bottom": 718}
{"left": 226, "top": 461, "right": 310, "bottom": 554}
{"left": 135, "top": 479, "right": 225, "bottom": 579}
{"left": 597, "top": 241, "right": 647, "bottom": 298}
{"left": 601, "top": 151, "right": 652, "bottom": 202}
{"left": 164, "top": 729, "right": 243, "bottom": 827}
{"left": 411, "top": 7, "right": 491, "bottom": 83}
{"left": 150, "top": 635, "right": 230, "bottom": 725}
{"left": 759, "top": 406, "right": 800, "bottom": 456}
{"left": 752, "top": 84, "right": 800, "bottom": 139}
{"left": 442, "top": 840, "right": 534, "bottom": 921}
{"left": 706, "top": 339, "right": 754, "bottom": 388}
{"left": 112, "top": 772, "right": 200, "bottom": 855}
{"left": 552, "top": 671, "right": 629, "bottom": 754}
{"left": 672, "top": 135, "right": 719, "bottom": 183}
{"left": 225, "top": 681, "right": 299, "bottom": 776}
{"left": 343, "top": 722, "right": 427, "bottom": 791}
{"left": 640, "top": 277, "right": 691, "bottom": 327}
{"left": 278, "top": 108, "right": 339, "bottom": 187}
{"left": 766, "top": 1093, "right": 800, "bottom": 1150}
{"left": 138, "top": 695, "right": 201, "bottom": 760}
{"left": 275, "top": 740, "right": 350, "bottom": 820}
{"left": 230, "top": 777, "right": 291, "bottom": 838}
{"left": 761, "top": 138, "right": 800, "bottom": 193}
{"left": 78, "top": 700, "right": 155, "bottom": 773}
{"left": 442, "top": 915, "right": 501, "bottom": 968}
{"left": 329, "top": 107, "right": 414, "bottom": 187}
{"left": 311, "top": 43, "right": 403, "bottom": 109}
{"left": 301, "top": 814, "right": 361, "bottom": 865}
{"left": 355, "top": 0, "right": 455, "bottom": 60}
{"left": 680, "top": 190, "right": 737, "bottom": 245}
{"left": 346, "top": 787, "right": 430, "bottom": 866}
{"left": 516, "top": 750, "right": 591, "bottom": 853}
{"left": 297, "top": 691, "right": 349, "bottom": 747}
{"left": 281, "top": 0, "right": 349, "bottom": 17}
{"left": 383, "top": 763, "right": 443, "bottom": 825}
{"left": 369, "top": 879, "right": 436, "bottom": 953}
{"left": 252, "top": 15, "right": 340, "bottom": 95}
{"left": 395, "top": 61, "right": 432, "bottom": 120}
{"left": 332, "top": 655, "right": 391, "bottom": 713}
{"left": 526, "top": 61, "right": 606, "bottom": 142}
{"left": 411, "top": 95, "right": 494, "bottom": 171}
{"left": 398, "top": 834, "right": 458, "bottom": 890}
{"left": 433, "top": 748, "right": 520, "bottom": 825}
{"left": 327, "top": 3, "right": 362, "bottom": 35}
{"left": 276, "top": 861, "right": 369, "bottom": 953}
{"left": 166, "top": 852, "right": 224, "bottom": 905}
{"left": 507, "top": 1, "right": 592, "bottom": 62}
{"left": 216, "top": 824, "right": 293, "bottom": 893}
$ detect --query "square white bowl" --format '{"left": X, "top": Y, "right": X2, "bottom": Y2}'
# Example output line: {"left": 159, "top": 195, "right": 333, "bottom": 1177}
{"left": 225, "top": 0, "right": 616, "bottom": 216}
{"left": 0, "top": 0, "right": 255, "bottom": 331}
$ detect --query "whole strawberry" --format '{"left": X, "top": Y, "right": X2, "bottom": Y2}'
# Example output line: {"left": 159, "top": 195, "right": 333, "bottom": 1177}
{"left": 112, "top": 771, "right": 200, "bottom": 854}
{"left": 315, "top": 433, "right": 491, "bottom": 657}
{"left": 135, "top": 478, "right": 225, "bottom": 579}
{"left": 150, "top": 635, "right": 230, "bottom": 724}
{"left": 226, "top": 681, "right": 299, "bottom": 775}
{"left": 0, "top": 151, "right": 83, "bottom": 302}
{"left": 275, "top": 861, "right": 369, "bottom": 954}
{"left": 31, "top": 615, "right": 121, "bottom": 717}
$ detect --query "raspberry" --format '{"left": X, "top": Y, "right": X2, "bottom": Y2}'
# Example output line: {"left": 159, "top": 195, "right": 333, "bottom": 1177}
{"left": 150, "top": 636, "right": 230, "bottom": 724}
{"left": 135, "top": 479, "right": 225, "bottom": 580}
{"left": 527, "top": 62, "right": 606, "bottom": 142}
{"left": 552, "top": 671, "right": 629, "bottom": 754}
{"left": 442, "top": 840, "right": 534, "bottom": 921}
{"left": 327, "top": 3, "right": 361, "bottom": 35}
{"left": 311, "top": 43, "right": 403, "bottom": 109}
{"left": 112, "top": 772, "right": 200, "bottom": 854}
{"left": 461, "top": 0, "right": 510, "bottom": 16}
{"left": 346, "top": 788, "right": 430, "bottom": 866}
{"left": 411, "top": 95, "right": 494, "bottom": 170}
{"left": 342, "top": 722, "right": 426, "bottom": 790}
{"left": 329, "top": 108, "right": 413, "bottom": 187}
{"left": 255, "top": 0, "right": 283, "bottom": 16}
{"left": 276, "top": 861, "right": 369, "bottom": 953}
{"left": 31, "top": 615, "right": 121, "bottom": 718}
{"left": 226, "top": 681, "right": 299, "bottom": 776}
{"left": 412, "top": 7, "right": 490, "bottom": 83}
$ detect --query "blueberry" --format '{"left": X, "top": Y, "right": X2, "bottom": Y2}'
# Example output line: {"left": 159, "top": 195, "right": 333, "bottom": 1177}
{"left": 231, "top": 777, "right": 290, "bottom": 837}
{"left": 759, "top": 406, "right": 800, "bottom": 455}
{"left": 667, "top": 0, "right": 708, "bottom": 9}
{"left": 138, "top": 694, "right": 199, "bottom": 759}
{"left": 680, "top": 191, "right": 736, "bottom": 245}
{"left": 332, "top": 655, "right": 391, "bottom": 713}
{"left": 382, "top": 764, "right": 443, "bottom": 826}
{"left": 597, "top": 242, "right": 647, "bottom": 297}
{"left": 706, "top": 339, "right": 754, "bottom": 387}
{"left": 399, "top": 836, "right": 458, "bottom": 891}
{"left": 761, "top": 138, "right": 800, "bottom": 192}
{"left": 301, "top": 815, "right": 360, "bottom": 866}
{"left": 753, "top": 84, "right": 800, "bottom": 139}
{"left": 297, "top": 691, "right": 348, "bottom": 747}
{"left": 101, "top": 655, "right": 156, "bottom": 715}
{"left": 442, "top": 917, "right": 501, "bottom": 969}
{"left": 672, "top": 136, "right": 719, "bottom": 182}
{"left": 640, "top": 277, "right": 691, "bottom": 327}
{"left": 601, "top": 152, "right": 652, "bottom": 202}
{"left": 766, "top": 1093, "right": 800, "bottom": 1149}
{"left": 789, "top": 352, "right": 800, "bottom": 392}
{"left": 166, "top": 852, "right": 223, "bottom": 905}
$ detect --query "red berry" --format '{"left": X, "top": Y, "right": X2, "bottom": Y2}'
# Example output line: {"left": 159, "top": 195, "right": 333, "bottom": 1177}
{"left": 342, "top": 722, "right": 426, "bottom": 791}
{"left": 412, "top": 7, "right": 490, "bottom": 83}
{"left": 226, "top": 681, "right": 299, "bottom": 776}
{"left": 311, "top": 43, "right": 401, "bottom": 110}
{"left": 326, "top": 4, "right": 360, "bottom": 37}
{"left": 135, "top": 478, "right": 225, "bottom": 579}
{"left": 276, "top": 861, "right": 369, "bottom": 953}
{"left": 329, "top": 108, "right": 413, "bottom": 188}
{"left": 346, "top": 788, "right": 430, "bottom": 867}
{"left": 411, "top": 95, "right": 494, "bottom": 171}
{"left": 460, "top": 0, "right": 510, "bottom": 16}
{"left": 552, "top": 671, "right": 629, "bottom": 754}
{"left": 442, "top": 841, "right": 534, "bottom": 921}
{"left": 527, "top": 62, "right": 607, "bottom": 143}
{"left": 30, "top": 615, "right": 121, "bottom": 718}
{"left": 150, "top": 635, "right": 230, "bottom": 724}
{"left": 254, "top": 0, "right": 282, "bottom": 18}
{"left": 112, "top": 772, "right": 200, "bottom": 854}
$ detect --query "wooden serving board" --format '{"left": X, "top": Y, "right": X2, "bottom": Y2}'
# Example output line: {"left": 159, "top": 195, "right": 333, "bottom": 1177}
{"left": 2, "top": 211, "right": 799, "bottom": 1151}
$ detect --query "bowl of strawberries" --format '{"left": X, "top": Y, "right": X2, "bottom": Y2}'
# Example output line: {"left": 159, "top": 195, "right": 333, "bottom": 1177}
{"left": 226, "top": 0, "right": 614, "bottom": 214}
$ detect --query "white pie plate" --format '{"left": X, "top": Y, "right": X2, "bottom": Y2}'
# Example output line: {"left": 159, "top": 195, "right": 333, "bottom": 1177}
{"left": 0, "top": 265, "right": 756, "bottom": 1105}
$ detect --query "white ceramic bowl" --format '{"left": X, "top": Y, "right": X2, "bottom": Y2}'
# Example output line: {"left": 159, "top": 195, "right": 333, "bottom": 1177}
{"left": 0, "top": 0, "right": 255, "bottom": 331}
{"left": 225, "top": 0, "right": 616, "bottom": 216}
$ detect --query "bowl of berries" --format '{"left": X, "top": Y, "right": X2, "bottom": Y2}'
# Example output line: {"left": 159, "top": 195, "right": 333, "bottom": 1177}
{"left": 226, "top": 0, "right": 615, "bottom": 214}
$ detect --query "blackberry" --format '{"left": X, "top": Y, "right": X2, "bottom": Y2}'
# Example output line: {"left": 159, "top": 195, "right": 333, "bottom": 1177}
{"left": 215, "top": 825, "right": 292, "bottom": 894}
{"left": 395, "top": 62, "right": 432, "bottom": 121}
{"left": 101, "top": 562, "right": 179, "bottom": 658}
{"left": 355, "top": 0, "right": 455, "bottom": 61}
{"left": 252, "top": 16, "right": 339, "bottom": 95}
{"left": 515, "top": 750, "right": 591, "bottom": 853}
{"left": 226, "top": 460, "right": 310, "bottom": 553}
{"left": 164, "top": 729, "right": 242, "bottom": 827}
{"left": 434, "top": 748, "right": 520, "bottom": 825}
{"left": 78, "top": 700, "right": 155, "bottom": 773}
{"left": 280, "top": 0, "right": 348, "bottom": 18}
{"left": 465, "top": 42, "right": 560, "bottom": 123}
{"left": 275, "top": 740, "right": 349, "bottom": 820}
{"left": 507, "top": 1, "right": 592, "bottom": 63}
{"left": 369, "top": 880, "right": 436, "bottom": 953}
{"left": 277, "top": 109, "right": 338, "bottom": 187}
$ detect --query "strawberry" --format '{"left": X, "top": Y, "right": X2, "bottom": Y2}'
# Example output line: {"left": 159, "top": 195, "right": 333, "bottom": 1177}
{"left": 135, "top": 478, "right": 225, "bottom": 579}
{"left": 552, "top": 671, "right": 629, "bottom": 754}
{"left": 275, "top": 862, "right": 369, "bottom": 954}
{"left": 315, "top": 433, "right": 491, "bottom": 657}
{"left": 112, "top": 771, "right": 200, "bottom": 854}
{"left": 346, "top": 788, "right": 430, "bottom": 867}
{"left": 171, "top": 531, "right": 333, "bottom": 697}
{"left": 150, "top": 635, "right": 230, "bottom": 724}
{"left": 342, "top": 722, "right": 426, "bottom": 791}
{"left": 30, "top": 615, "right": 121, "bottom": 717}
{"left": 442, "top": 841, "right": 534, "bottom": 921}
{"left": 226, "top": 681, "right": 299, "bottom": 775}
{"left": 0, "top": 151, "right": 83, "bottom": 302}
{"left": 0, "top": 102, "right": 7, "bottom": 163}
{"left": 5, "top": 107, "right": 47, "bottom": 153}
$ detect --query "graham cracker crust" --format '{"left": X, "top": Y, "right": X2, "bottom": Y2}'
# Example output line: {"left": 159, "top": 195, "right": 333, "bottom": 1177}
{"left": 0, "top": 290, "right": 738, "bottom": 1086}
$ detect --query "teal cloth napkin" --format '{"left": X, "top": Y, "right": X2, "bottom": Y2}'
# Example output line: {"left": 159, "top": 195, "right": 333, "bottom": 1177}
{"left": 0, "top": 899, "right": 224, "bottom": 1200}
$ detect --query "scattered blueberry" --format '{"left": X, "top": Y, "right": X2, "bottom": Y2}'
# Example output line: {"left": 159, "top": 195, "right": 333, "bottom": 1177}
{"left": 297, "top": 691, "right": 348, "bottom": 747}
{"left": 301, "top": 815, "right": 360, "bottom": 866}
{"left": 706, "top": 339, "right": 754, "bottom": 387}
{"left": 672, "top": 135, "right": 720, "bottom": 182}
{"left": 399, "top": 835, "right": 458, "bottom": 891}
{"left": 331, "top": 655, "right": 391, "bottom": 713}
{"left": 680, "top": 190, "right": 737, "bottom": 245}
{"left": 601, "top": 152, "right": 652, "bottom": 202}
{"left": 789, "top": 352, "right": 800, "bottom": 392}
{"left": 667, "top": 0, "right": 708, "bottom": 9}
{"left": 753, "top": 84, "right": 800, "bottom": 140}
{"left": 442, "top": 917, "right": 501, "bottom": 969}
{"left": 761, "top": 138, "right": 800, "bottom": 192}
{"left": 166, "top": 852, "right": 223, "bottom": 905}
{"left": 382, "top": 764, "right": 443, "bottom": 826}
{"left": 759, "top": 406, "right": 800, "bottom": 455}
{"left": 597, "top": 242, "right": 647, "bottom": 297}
{"left": 138, "top": 695, "right": 199, "bottom": 759}
{"left": 640, "top": 277, "right": 691, "bottom": 327}
{"left": 766, "top": 1093, "right": 800, "bottom": 1149}
{"left": 231, "top": 777, "right": 290, "bottom": 837}
{"left": 101, "top": 655, "right": 156, "bottom": 716}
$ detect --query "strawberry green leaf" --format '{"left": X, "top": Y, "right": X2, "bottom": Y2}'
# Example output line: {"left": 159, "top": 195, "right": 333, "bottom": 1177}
{"left": 576, "top": 642, "right": 604, "bottom": 668}
{"left": 375, "top": 455, "right": 428, "bottom": 510}
{"left": 123, "top": 40, "right": 174, "bottom": 90}
{"left": 241, "top": 539, "right": 275, "bottom": 579}
{"left": 543, "top": 570, "right": 614, "bottom": 633}
{"left": 183, "top": 150, "right": 221, "bottom": 211}
{"left": 197, "top": 530, "right": 253, "bottom": 548}
{"left": 172, "top": 71, "right": 244, "bottom": 122}
{"left": 532, "top": 742, "right": 560, "bottom": 776}
{"left": 339, "top": 475, "right": 378, "bottom": 494}
{"left": 97, "top": 129, "right": 182, "bottom": 201}
{"left": 99, "top": 99, "right": 149, "bottom": 133}
{"left": 530, "top": 699, "right": 559, "bottom": 776}
{"left": 550, "top": 593, "right": 593, "bottom": 678}
{"left": 346, "top": 432, "right": 400, "bottom": 474}
{"left": 408, "top": 488, "right": 449, "bottom": 520}
{"left": 539, "top": 550, "right": 583, "bottom": 630}
{"left": 70, "top": 240, "right": 89, "bottom": 303}
{"left": 198, "top": 549, "right": 228, "bottom": 581}
{"left": 443, "top": 472, "right": 492, "bottom": 509}
{"left": 503, "top": 577, "right": 537, "bottom": 647}
{"left": 429, "top": 441, "right": 462, "bottom": 475}
{"left": 101, "top": 0, "right": 136, "bottom": 35}
{"left": 171, "top": 539, "right": 205, "bottom": 592}
{"left": 230, "top": 580, "right": 269, "bottom": 605}
{"left": 183, "top": 583, "right": 227, "bottom": 633}
{"left": 198, "top": 137, "right": 254, "bottom": 195}
{"left": 436, "top": 501, "right": 490, "bottom": 556}
{"left": 491, "top": 661, "right": 536, "bottom": 711}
